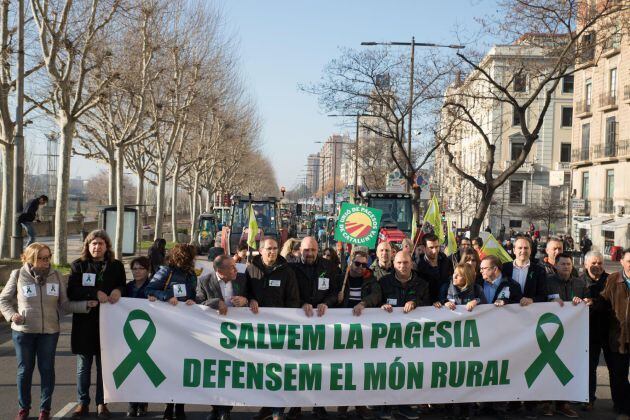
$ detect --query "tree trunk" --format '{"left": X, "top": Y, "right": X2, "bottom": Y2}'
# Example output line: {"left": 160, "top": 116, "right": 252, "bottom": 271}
{"left": 170, "top": 161, "right": 180, "bottom": 243}
{"left": 154, "top": 163, "right": 166, "bottom": 240}
{"left": 53, "top": 115, "right": 75, "bottom": 265}
{"left": 114, "top": 146, "right": 125, "bottom": 259}
{"left": 136, "top": 169, "right": 145, "bottom": 246}
{"left": 108, "top": 150, "right": 116, "bottom": 205}
{"left": 0, "top": 144, "right": 14, "bottom": 258}
{"left": 469, "top": 189, "right": 494, "bottom": 239}
{"left": 189, "top": 170, "right": 200, "bottom": 245}
{"left": 205, "top": 189, "right": 211, "bottom": 212}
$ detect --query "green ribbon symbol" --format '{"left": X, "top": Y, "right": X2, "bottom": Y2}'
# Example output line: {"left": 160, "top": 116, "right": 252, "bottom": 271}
{"left": 176, "top": 285, "right": 183, "bottom": 294}
{"left": 112, "top": 309, "right": 166, "bottom": 388}
{"left": 524, "top": 312, "right": 574, "bottom": 388}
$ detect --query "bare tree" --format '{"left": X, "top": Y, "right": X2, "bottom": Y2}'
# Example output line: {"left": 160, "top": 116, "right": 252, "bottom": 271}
{"left": 528, "top": 191, "right": 566, "bottom": 236}
{"left": 437, "top": 0, "right": 628, "bottom": 238}
{"left": 304, "top": 47, "right": 453, "bottom": 221}
{"left": 28, "top": 0, "right": 120, "bottom": 264}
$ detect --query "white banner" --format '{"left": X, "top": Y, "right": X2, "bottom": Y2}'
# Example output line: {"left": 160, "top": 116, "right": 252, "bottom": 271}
{"left": 100, "top": 299, "right": 588, "bottom": 406}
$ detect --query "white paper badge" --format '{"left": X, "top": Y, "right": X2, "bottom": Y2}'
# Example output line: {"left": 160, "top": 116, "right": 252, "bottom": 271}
{"left": 22, "top": 284, "right": 37, "bottom": 298}
{"left": 173, "top": 284, "right": 187, "bottom": 298}
{"left": 499, "top": 287, "right": 510, "bottom": 299}
{"left": 46, "top": 283, "right": 59, "bottom": 296}
{"left": 318, "top": 277, "right": 330, "bottom": 291}
{"left": 82, "top": 273, "right": 96, "bottom": 287}
{"left": 387, "top": 298, "right": 397, "bottom": 306}
{"left": 235, "top": 263, "right": 247, "bottom": 274}
{"left": 269, "top": 279, "right": 281, "bottom": 287}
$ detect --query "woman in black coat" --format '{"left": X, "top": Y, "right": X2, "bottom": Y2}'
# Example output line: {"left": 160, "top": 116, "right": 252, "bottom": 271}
{"left": 67, "top": 230, "right": 126, "bottom": 419}
{"left": 147, "top": 238, "right": 167, "bottom": 276}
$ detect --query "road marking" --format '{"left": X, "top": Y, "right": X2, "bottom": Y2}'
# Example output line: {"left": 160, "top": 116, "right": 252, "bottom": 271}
{"left": 53, "top": 402, "right": 76, "bottom": 419}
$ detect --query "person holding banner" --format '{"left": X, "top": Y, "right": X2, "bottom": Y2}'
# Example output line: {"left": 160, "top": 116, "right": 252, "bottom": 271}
{"left": 414, "top": 233, "right": 453, "bottom": 305}
{"left": 501, "top": 236, "right": 547, "bottom": 306}
{"left": 479, "top": 255, "right": 522, "bottom": 306}
{"left": 246, "top": 237, "right": 300, "bottom": 420}
{"left": 67, "top": 230, "right": 126, "bottom": 420}
{"left": 433, "top": 263, "right": 485, "bottom": 312}
{"left": 0, "top": 243, "right": 93, "bottom": 420}
{"left": 145, "top": 243, "right": 198, "bottom": 420}
{"left": 337, "top": 250, "right": 381, "bottom": 315}
{"left": 370, "top": 241, "right": 394, "bottom": 281}
{"left": 600, "top": 249, "right": 630, "bottom": 420}
{"left": 378, "top": 251, "right": 429, "bottom": 420}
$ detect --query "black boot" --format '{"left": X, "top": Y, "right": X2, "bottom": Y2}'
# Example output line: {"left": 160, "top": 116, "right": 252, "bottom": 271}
{"left": 163, "top": 404, "right": 174, "bottom": 420}
{"left": 175, "top": 404, "right": 186, "bottom": 420}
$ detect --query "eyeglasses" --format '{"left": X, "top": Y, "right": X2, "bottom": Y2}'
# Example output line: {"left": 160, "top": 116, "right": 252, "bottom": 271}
{"left": 479, "top": 266, "right": 496, "bottom": 271}
{"left": 353, "top": 261, "right": 368, "bottom": 268}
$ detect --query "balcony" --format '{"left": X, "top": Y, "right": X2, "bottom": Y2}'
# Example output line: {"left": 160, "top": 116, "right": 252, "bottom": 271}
{"left": 598, "top": 93, "right": 618, "bottom": 112}
{"left": 503, "top": 160, "right": 534, "bottom": 172}
{"left": 600, "top": 199, "right": 614, "bottom": 214}
{"left": 574, "top": 199, "right": 591, "bottom": 217}
{"left": 617, "top": 140, "right": 630, "bottom": 157}
{"left": 571, "top": 147, "right": 591, "bottom": 163}
{"left": 575, "top": 100, "right": 592, "bottom": 118}
{"left": 593, "top": 143, "right": 618, "bottom": 159}
{"left": 624, "top": 85, "right": 630, "bottom": 103}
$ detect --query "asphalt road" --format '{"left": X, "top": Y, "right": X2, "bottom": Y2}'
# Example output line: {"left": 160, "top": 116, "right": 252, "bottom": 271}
{"left": 0, "top": 316, "right": 622, "bottom": 419}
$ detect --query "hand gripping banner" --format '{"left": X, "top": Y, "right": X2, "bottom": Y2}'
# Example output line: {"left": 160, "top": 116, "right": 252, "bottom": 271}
{"left": 100, "top": 299, "right": 588, "bottom": 406}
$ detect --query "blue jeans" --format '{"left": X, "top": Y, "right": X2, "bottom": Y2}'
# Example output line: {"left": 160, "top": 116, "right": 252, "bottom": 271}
{"left": 21, "top": 222, "right": 36, "bottom": 247}
{"left": 77, "top": 353, "right": 104, "bottom": 406}
{"left": 12, "top": 330, "right": 60, "bottom": 411}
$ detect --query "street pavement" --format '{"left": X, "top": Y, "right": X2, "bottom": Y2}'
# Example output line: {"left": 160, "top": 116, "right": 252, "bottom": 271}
{"left": 0, "top": 235, "right": 626, "bottom": 418}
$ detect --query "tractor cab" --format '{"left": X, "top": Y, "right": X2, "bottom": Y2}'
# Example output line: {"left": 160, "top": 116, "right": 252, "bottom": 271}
{"left": 196, "top": 213, "right": 218, "bottom": 254}
{"left": 228, "top": 196, "right": 281, "bottom": 253}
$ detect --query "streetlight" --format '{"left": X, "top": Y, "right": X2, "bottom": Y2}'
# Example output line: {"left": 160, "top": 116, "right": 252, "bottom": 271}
{"left": 361, "top": 38, "right": 464, "bottom": 192}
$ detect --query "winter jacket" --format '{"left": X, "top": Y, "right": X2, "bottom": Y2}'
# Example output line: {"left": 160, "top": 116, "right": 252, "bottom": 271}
{"left": 0, "top": 265, "right": 89, "bottom": 334}
{"left": 17, "top": 198, "right": 40, "bottom": 223}
{"left": 600, "top": 272, "right": 630, "bottom": 353}
{"left": 501, "top": 261, "right": 547, "bottom": 302}
{"left": 196, "top": 272, "right": 248, "bottom": 309}
{"left": 145, "top": 266, "right": 197, "bottom": 302}
{"left": 337, "top": 269, "right": 382, "bottom": 308}
{"left": 445, "top": 282, "right": 487, "bottom": 305}
{"left": 125, "top": 278, "right": 150, "bottom": 299}
{"left": 290, "top": 257, "right": 339, "bottom": 307}
{"left": 583, "top": 271, "right": 610, "bottom": 344}
{"left": 546, "top": 274, "right": 590, "bottom": 302}
{"left": 414, "top": 252, "right": 454, "bottom": 304}
{"left": 67, "top": 258, "right": 126, "bottom": 355}
{"left": 379, "top": 272, "right": 430, "bottom": 308}
{"left": 369, "top": 260, "right": 394, "bottom": 281}
{"left": 246, "top": 255, "right": 300, "bottom": 308}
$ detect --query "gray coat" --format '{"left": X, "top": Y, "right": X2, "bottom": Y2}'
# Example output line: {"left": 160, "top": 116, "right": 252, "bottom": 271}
{"left": 196, "top": 272, "right": 247, "bottom": 309}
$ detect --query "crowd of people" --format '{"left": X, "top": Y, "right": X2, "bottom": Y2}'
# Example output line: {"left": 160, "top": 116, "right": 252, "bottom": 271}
{"left": 0, "top": 229, "right": 629, "bottom": 420}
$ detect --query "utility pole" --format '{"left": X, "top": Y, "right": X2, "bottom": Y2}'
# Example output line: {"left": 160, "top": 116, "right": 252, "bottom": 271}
{"left": 11, "top": 0, "right": 25, "bottom": 258}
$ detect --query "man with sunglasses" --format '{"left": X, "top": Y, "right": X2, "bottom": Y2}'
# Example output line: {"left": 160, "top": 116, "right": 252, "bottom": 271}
{"left": 335, "top": 250, "right": 380, "bottom": 420}
{"left": 377, "top": 251, "right": 430, "bottom": 420}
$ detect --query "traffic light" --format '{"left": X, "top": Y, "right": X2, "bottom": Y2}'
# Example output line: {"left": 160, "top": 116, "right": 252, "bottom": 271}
{"left": 441, "top": 211, "right": 446, "bottom": 222}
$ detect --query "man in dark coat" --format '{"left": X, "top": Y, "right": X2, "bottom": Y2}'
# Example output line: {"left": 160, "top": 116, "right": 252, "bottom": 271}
{"left": 370, "top": 241, "right": 394, "bottom": 281}
{"left": 501, "top": 236, "right": 548, "bottom": 305}
{"left": 414, "top": 233, "right": 453, "bottom": 304}
{"left": 247, "top": 237, "right": 300, "bottom": 420}
{"left": 67, "top": 230, "right": 125, "bottom": 419}
{"left": 17, "top": 195, "right": 48, "bottom": 247}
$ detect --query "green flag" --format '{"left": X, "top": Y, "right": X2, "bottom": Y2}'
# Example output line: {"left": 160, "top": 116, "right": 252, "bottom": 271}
{"left": 445, "top": 218, "right": 457, "bottom": 256}
{"left": 334, "top": 203, "right": 382, "bottom": 249}
{"left": 423, "top": 195, "right": 444, "bottom": 244}
{"left": 247, "top": 203, "right": 259, "bottom": 249}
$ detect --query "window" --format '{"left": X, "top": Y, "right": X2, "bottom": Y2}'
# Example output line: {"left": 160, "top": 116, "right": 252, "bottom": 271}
{"left": 511, "top": 139, "right": 525, "bottom": 160}
{"left": 560, "top": 143, "right": 571, "bottom": 162}
{"left": 606, "top": 117, "right": 617, "bottom": 156}
{"left": 581, "top": 123, "right": 590, "bottom": 151}
{"left": 514, "top": 73, "right": 527, "bottom": 92}
{"left": 585, "top": 79, "right": 592, "bottom": 105}
{"left": 509, "top": 180, "right": 525, "bottom": 204}
{"left": 561, "top": 107, "right": 573, "bottom": 127}
{"left": 581, "top": 172, "right": 589, "bottom": 199}
{"left": 562, "top": 75, "right": 574, "bottom": 93}
{"left": 606, "top": 169, "right": 614, "bottom": 200}
{"left": 509, "top": 219, "right": 522, "bottom": 228}
{"left": 610, "top": 68, "right": 617, "bottom": 98}
{"left": 512, "top": 106, "right": 521, "bottom": 126}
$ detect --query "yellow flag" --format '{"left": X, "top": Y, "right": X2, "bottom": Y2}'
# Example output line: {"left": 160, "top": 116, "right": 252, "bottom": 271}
{"left": 445, "top": 218, "right": 457, "bottom": 256}
{"left": 423, "top": 195, "right": 444, "bottom": 244}
{"left": 479, "top": 233, "right": 513, "bottom": 264}
{"left": 247, "top": 203, "right": 259, "bottom": 249}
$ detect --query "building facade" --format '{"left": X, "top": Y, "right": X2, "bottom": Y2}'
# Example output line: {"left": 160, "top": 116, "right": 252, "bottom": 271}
{"left": 571, "top": 1, "right": 629, "bottom": 254}
{"left": 434, "top": 40, "right": 574, "bottom": 233}
{"left": 306, "top": 153, "right": 320, "bottom": 194}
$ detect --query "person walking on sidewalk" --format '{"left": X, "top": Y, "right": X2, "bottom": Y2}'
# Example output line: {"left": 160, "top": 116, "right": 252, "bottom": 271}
{"left": 0, "top": 243, "right": 95, "bottom": 420}
{"left": 17, "top": 195, "right": 48, "bottom": 247}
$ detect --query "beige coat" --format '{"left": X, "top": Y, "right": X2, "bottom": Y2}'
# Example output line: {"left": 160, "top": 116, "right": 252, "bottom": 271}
{"left": 0, "top": 264, "right": 89, "bottom": 334}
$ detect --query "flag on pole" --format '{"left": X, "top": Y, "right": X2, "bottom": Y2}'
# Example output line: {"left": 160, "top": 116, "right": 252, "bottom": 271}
{"left": 411, "top": 211, "right": 418, "bottom": 243}
{"left": 479, "top": 233, "right": 513, "bottom": 264}
{"left": 445, "top": 218, "right": 457, "bottom": 256}
{"left": 247, "top": 203, "right": 259, "bottom": 249}
{"left": 423, "top": 195, "right": 444, "bottom": 244}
